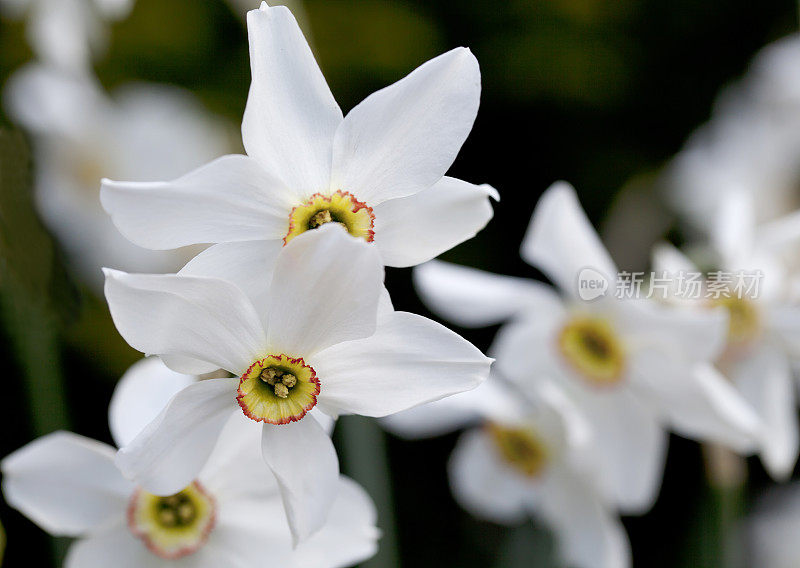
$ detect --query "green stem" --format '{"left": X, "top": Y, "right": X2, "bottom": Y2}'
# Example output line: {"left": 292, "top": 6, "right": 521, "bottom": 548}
{"left": 337, "top": 415, "right": 401, "bottom": 568}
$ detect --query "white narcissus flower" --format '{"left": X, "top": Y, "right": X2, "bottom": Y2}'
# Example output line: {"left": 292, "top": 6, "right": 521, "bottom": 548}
{"left": 387, "top": 378, "right": 631, "bottom": 568}
{"left": 652, "top": 191, "right": 800, "bottom": 480}
{"left": 1, "top": 356, "right": 379, "bottom": 568}
{"left": 0, "top": 0, "right": 134, "bottom": 72}
{"left": 414, "top": 182, "right": 760, "bottom": 514}
{"left": 101, "top": 2, "right": 497, "bottom": 299}
{"left": 665, "top": 34, "right": 800, "bottom": 230}
{"left": 103, "top": 225, "right": 492, "bottom": 543}
{"left": 3, "top": 64, "right": 232, "bottom": 289}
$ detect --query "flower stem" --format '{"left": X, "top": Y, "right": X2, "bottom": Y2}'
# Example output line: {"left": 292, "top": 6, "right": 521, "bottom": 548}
{"left": 336, "top": 416, "right": 401, "bottom": 568}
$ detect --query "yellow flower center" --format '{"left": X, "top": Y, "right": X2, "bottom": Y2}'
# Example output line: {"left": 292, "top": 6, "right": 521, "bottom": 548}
{"left": 284, "top": 190, "right": 375, "bottom": 245}
{"left": 488, "top": 423, "right": 549, "bottom": 478}
{"left": 712, "top": 296, "right": 762, "bottom": 347}
{"left": 127, "top": 482, "right": 216, "bottom": 560}
{"left": 558, "top": 315, "right": 626, "bottom": 386}
{"left": 237, "top": 354, "right": 319, "bottom": 424}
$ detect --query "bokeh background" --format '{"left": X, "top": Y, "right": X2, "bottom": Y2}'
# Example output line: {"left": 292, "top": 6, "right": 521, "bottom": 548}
{"left": 0, "top": 0, "right": 798, "bottom": 566}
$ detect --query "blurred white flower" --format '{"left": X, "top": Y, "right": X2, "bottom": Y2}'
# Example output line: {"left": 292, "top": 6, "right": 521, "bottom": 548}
{"left": 653, "top": 191, "right": 800, "bottom": 480}
{"left": 0, "top": 0, "right": 133, "bottom": 73}
{"left": 101, "top": 2, "right": 496, "bottom": 297}
{"left": 4, "top": 64, "right": 232, "bottom": 289}
{"left": 1, "top": 356, "right": 379, "bottom": 568}
{"left": 103, "top": 226, "right": 491, "bottom": 544}
{"left": 415, "top": 181, "right": 760, "bottom": 514}
{"left": 386, "top": 378, "right": 631, "bottom": 568}
{"left": 666, "top": 34, "right": 800, "bottom": 230}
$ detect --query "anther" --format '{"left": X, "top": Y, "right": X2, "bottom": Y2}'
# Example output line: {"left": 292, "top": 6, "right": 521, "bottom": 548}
{"left": 178, "top": 503, "right": 195, "bottom": 523}
{"left": 260, "top": 368, "right": 279, "bottom": 385}
{"left": 281, "top": 374, "right": 297, "bottom": 388}
{"left": 309, "top": 210, "right": 332, "bottom": 228}
{"left": 274, "top": 383, "right": 289, "bottom": 398}
{"left": 159, "top": 509, "right": 177, "bottom": 527}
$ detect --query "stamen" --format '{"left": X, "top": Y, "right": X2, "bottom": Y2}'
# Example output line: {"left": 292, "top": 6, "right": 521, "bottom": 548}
{"left": 285, "top": 191, "right": 375, "bottom": 245}
{"left": 238, "top": 355, "right": 320, "bottom": 424}
{"left": 309, "top": 210, "right": 332, "bottom": 228}
{"left": 558, "top": 315, "right": 626, "bottom": 386}
{"left": 274, "top": 383, "right": 289, "bottom": 398}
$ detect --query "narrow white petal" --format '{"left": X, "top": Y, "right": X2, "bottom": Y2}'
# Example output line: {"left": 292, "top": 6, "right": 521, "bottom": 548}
{"left": 243, "top": 4, "right": 341, "bottom": 195}
{"left": 577, "top": 388, "right": 668, "bottom": 514}
{"left": 266, "top": 225, "right": 383, "bottom": 356}
{"left": 293, "top": 476, "right": 380, "bottom": 568}
{"left": 631, "top": 352, "right": 759, "bottom": 453}
{"left": 2, "top": 432, "right": 131, "bottom": 537}
{"left": 104, "top": 270, "right": 266, "bottom": 375}
{"left": 538, "top": 470, "right": 631, "bottom": 568}
{"left": 731, "top": 345, "right": 800, "bottom": 480}
{"left": 159, "top": 354, "right": 219, "bottom": 376}
{"left": 100, "top": 155, "right": 291, "bottom": 250}
{"left": 179, "top": 239, "right": 283, "bottom": 316}
{"left": 372, "top": 177, "right": 497, "bottom": 267}
{"left": 261, "top": 417, "right": 340, "bottom": 545}
{"left": 520, "top": 182, "right": 617, "bottom": 297}
{"left": 109, "top": 357, "right": 197, "bottom": 448}
{"left": 331, "top": 48, "right": 480, "bottom": 204}
{"left": 116, "top": 378, "right": 240, "bottom": 496}
{"left": 413, "top": 260, "right": 563, "bottom": 328}
{"left": 448, "top": 429, "right": 532, "bottom": 524}
{"left": 315, "top": 311, "right": 491, "bottom": 417}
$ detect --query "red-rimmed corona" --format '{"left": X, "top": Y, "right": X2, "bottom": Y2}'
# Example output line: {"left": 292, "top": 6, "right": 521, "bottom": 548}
{"left": 284, "top": 190, "right": 375, "bottom": 245}
{"left": 237, "top": 354, "right": 320, "bottom": 424}
{"left": 127, "top": 481, "right": 217, "bottom": 560}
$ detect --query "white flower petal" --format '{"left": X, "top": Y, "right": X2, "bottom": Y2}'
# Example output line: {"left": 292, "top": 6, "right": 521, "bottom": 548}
{"left": 520, "top": 182, "right": 617, "bottom": 297}
{"left": 488, "top": 312, "right": 566, "bottom": 391}
{"left": 413, "top": 260, "right": 563, "bottom": 328}
{"left": 116, "top": 378, "right": 240, "bottom": 496}
{"left": 448, "top": 428, "right": 532, "bottom": 524}
{"left": 261, "top": 416, "right": 340, "bottom": 545}
{"left": 314, "top": 311, "right": 491, "bottom": 417}
{"left": 159, "top": 354, "right": 219, "bottom": 376}
{"left": 577, "top": 388, "right": 668, "bottom": 514}
{"left": 1, "top": 432, "right": 131, "bottom": 537}
{"left": 199, "top": 412, "right": 277, "bottom": 503}
{"left": 730, "top": 345, "right": 799, "bottom": 480}
{"left": 380, "top": 378, "right": 507, "bottom": 439}
{"left": 331, "top": 48, "right": 480, "bottom": 204}
{"left": 712, "top": 189, "right": 755, "bottom": 267}
{"left": 372, "top": 177, "right": 497, "bottom": 267}
{"left": 266, "top": 225, "right": 383, "bottom": 356}
{"left": 65, "top": 525, "right": 158, "bottom": 568}
{"left": 538, "top": 469, "right": 631, "bottom": 568}
{"left": 293, "top": 476, "right": 380, "bottom": 568}
{"left": 179, "top": 239, "right": 283, "bottom": 315}
{"left": 616, "top": 299, "right": 728, "bottom": 364}
{"left": 631, "top": 353, "right": 759, "bottom": 453}
{"left": 101, "top": 155, "right": 291, "bottom": 250}
{"left": 109, "top": 357, "right": 197, "bottom": 448}
{"left": 104, "top": 269, "right": 266, "bottom": 375}
{"left": 242, "top": 4, "right": 341, "bottom": 195}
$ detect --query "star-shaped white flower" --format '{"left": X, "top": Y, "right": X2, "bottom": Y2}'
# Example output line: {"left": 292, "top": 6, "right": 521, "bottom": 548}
{"left": 100, "top": 1, "right": 496, "bottom": 300}
{"left": 653, "top": 191, "right": 800, "bottom": 480}
{"left": 1, "top": 356, "right": 379, "bottom": 568}
{"left": 4, "top": 64, "right": 231, "bottom": 289}
{"left": 103, "top": 225, "right": 491, "bottom": 543}
{"left": 414, "top": 181, "right": 760, "bottom": 513}
{"left": 386, "top": 377, "right": 631, "bottom": 568}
